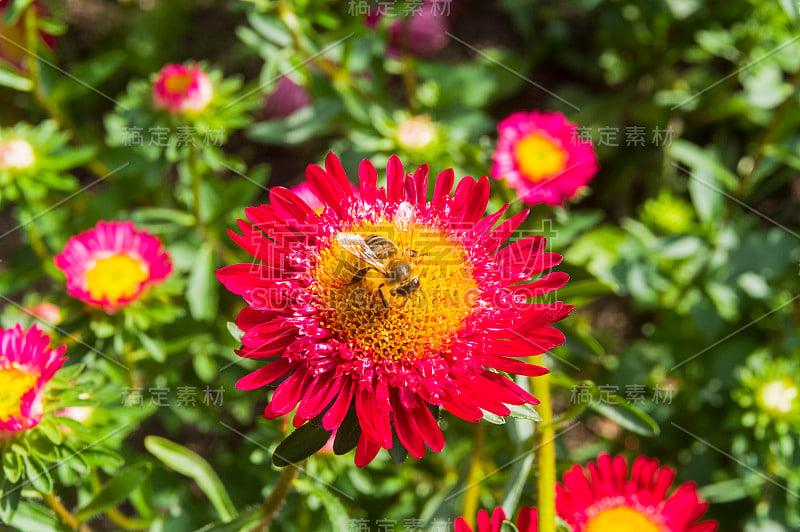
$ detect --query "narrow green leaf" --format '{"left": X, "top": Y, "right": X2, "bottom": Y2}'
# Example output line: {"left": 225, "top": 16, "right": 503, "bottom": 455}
{"left": 74, "top": 464, "right": 151, "bottom": 522}
{"left": 590, "top": 398, "right": 660, "bottom": 437}
{"left": 0, "top": 65, "right": 33, "bottom": 92}
{"left": 144, "top": 436, "right": 236, "bottom": 522}
{"left": 501, "top": 451, "right": 534, "bottom": 517}
{"left": 187, "top": 243, "right": 218, "bottom": 321}
{"left": 21, "top": 454, "right": 52, "bottom": 493}
{"left": 480, "top": 410, "right": 506, "bottom": 425}
{"left": 698, "top": 477, "right": 763, "bottom": 503}
{"left": 505, "top": 403, "right": 542, "bottom": 422}
{"left": 137, "top": 331, "right": 166, "bottom": 363}
{"left": 273, "top": 423, "right": 332, "bottom": 467}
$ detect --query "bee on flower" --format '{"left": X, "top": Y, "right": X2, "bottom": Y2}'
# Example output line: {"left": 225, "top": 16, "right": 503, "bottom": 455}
{"left": 218, "top": 152, "right": 572, "bottom": 466}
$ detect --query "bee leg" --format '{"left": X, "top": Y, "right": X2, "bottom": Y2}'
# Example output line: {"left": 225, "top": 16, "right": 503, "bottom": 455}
{"left": 400, "top": 295, "right": 412, "bottom": 308}
{"left": 376, "top": 283, "right": 390, "bottom": 309}
{"left": 346, "top": 267, "right": 370, "bottom": 285}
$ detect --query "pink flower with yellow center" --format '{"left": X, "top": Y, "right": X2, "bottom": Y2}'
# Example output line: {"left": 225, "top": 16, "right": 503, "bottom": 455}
{"left": 0, "top": 324, "right": 66, "bottom": 437}
{"left": 557, "top": 454, "right": 718, "bottom": 532}
{"left": 492, "top": 111, "right": 598, "bottom": 206}
{"left": 0, "top": 138, "right": 35, "bottom": 170}
{"left": 217, "top": 152, "right": 572, "bottom": 466}
{"left": 54, "top": 221, "right": 172, "bottom": 312}
{"left": 152, "top": 63, "right": 213, "bottom": 114}
{"left": 456, "top": 507, "right": 538, "bottom": 532}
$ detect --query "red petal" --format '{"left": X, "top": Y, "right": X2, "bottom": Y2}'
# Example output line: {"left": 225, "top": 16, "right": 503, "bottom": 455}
{"left": 322, "top": 378, "right": 356, "bottom": 431}
{"left": 432, "top": 168, "right": 454, "bottom": 208}
{"left": 236, "top": 358, "right": 294, "bottom": 390}
{"left": 354, "top": 433, "right": 381, "bottom": 467}
{"left": 324, "top": 152, "right": 353, "bottom": 197}
{"left": 387, "top": 155, "right": 405, "bottom": 203}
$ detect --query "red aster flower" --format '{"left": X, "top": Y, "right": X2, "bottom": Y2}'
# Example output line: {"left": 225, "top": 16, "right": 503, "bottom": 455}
{"left": 455, "top": 506, "right": 538, "bottom": 532}
{"left": 491, "top": 111, "right": 598, "bottom": 206}
{"left": 217, "top": 153, "right": 572, "bottom": 466}
{"left": 557, "top": 454, "right": 718, "bottom": 532}
{"left": 0, "top": 324, "right": 66, "bottom": 438}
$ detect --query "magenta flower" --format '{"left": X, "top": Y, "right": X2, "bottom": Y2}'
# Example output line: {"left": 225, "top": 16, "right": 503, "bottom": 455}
{"left": 456, "top": 507, "right": 538, "bottom": 532}
{"left": 492, "top": 111, "right": 598, "bottom": 206}
{"left": 152, "top": 63, "right": 213, "bottom": 114}
{"left": 0, "top": 324, "right": 66, "bottom": 437}
{"left": 263, "top": 76, "right": 311, "bottom": 118}
{"left": 217, "top": 152, "right": 572, "bottom": 466}
{"left": 55, "top": 221, "right": 172, "bottom": 312}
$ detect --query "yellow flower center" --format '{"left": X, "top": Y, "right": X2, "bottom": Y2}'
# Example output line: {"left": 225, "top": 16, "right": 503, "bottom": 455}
{"left": 515, "top": 133, "right": 568, "bottom": 182}
{"left": 165, "top": 73, "right": 193, "bottom": 94}
{"left": 0, "top": 367, "right": 38, "bottom": 422}
{"left": 586, "top": 506, "right": 662, "bottom": 532}
{"left": 86, "top": 254, "right": 149, "bottom": 304}
{"left": 313, "top": 219, "right": 478, "bottom": 361}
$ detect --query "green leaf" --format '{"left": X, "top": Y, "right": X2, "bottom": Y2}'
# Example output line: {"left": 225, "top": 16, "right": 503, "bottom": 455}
{"left": 137, "top": 331, "right": 166, "bottom": 363}
{"left": 74, "top": 464, "right": 151, "bottom": 522}
{"left": 8, "top": 501, "right": 64, "bottom": 532}
{"left": 21, "top": 454, "right": 52, "bottom": 493}
{"left": 0, "top": 65, "right": 33, "bottom": 92}
{"left": 273, "top": 423, "right": 333, "bottom": 467}
{"left": 187, "top": 243, "right": 218, "bottom": 322}
{"left": 505, "top": 403, "right": 542, "bottom": 422}
{"left": 480, "top": 410, "right": 506, "bottom": 425}
{"left": 226, "top": 321, "right": 244, "bottom": 343}
{"left": 501, "top": 451, "right": 534, "bottom": 518}
{"left": 589, "top": 397, "right": 660, "bottom": 437}
{"left": 78, "top": 448, "right": 124, "bottom": 469}
{"left": 144, "top": 436, "right": 236, "bottom": 522}
{"left": 699, "top": 476, "right": 763, "bottom": 503}
{"left": 193, "top": 505, "right": 262, "bottom": 532}
{"left": 293, "top": 479, "right": 349, "bottom": 532}
{"left": 3, "top": 449, "right": 24, "bottom": 483}
{"left": 332, "top": 407, "right": 360, "bottom": 456}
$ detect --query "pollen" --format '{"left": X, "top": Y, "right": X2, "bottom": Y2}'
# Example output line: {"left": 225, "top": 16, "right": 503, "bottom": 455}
{"left": 0, "top": 366, "right": 38, "bottom": 422}
{"left": 515, "top": 132, "right": 567, "bottom": 182}
{"left": 586, "top": 506, "right": 662, "bottom": 532}
{"left": 312, "top": 219, "right": 478, "bottom": 362}
{"left": 85, "top": 254, "right": 149, "bottom": 305}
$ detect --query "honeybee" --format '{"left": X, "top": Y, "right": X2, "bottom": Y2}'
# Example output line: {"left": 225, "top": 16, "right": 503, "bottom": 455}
{"left": 336, "top": 227, "right": 421, "bottom": 308}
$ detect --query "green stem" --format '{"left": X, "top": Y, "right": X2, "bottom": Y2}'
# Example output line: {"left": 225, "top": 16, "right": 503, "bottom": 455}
{"left": 743, "top": 68, "right": 800, "bottom": 195}
{"left": 533, "top": 369, "right": 556, "bottom": 532}
{"left": 255, "top": 464, "right": 301, "bottom": 531}
{"left": 24, "top": 7, "right": 111, "bottom": 179}
{"left": 41, "top": 491, "right": 91, "bottom": 532}
{"left": 461, "top": 421, "right": 486, "bottom": 529}
{"left": 401, "top": 55, "right": 418, "bottom": 111}
{"left": 188, "top": 147, "right": 204, "bottom": 229}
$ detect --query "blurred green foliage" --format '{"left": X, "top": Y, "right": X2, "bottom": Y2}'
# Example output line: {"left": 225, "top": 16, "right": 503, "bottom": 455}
{"left": 1, "top": 0, "right": 799, "bottom": 530}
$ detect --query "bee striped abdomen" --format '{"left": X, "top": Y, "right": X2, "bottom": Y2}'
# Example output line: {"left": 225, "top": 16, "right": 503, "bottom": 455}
{"left": 364, "top": 235, "right": 398, "bottom": 259}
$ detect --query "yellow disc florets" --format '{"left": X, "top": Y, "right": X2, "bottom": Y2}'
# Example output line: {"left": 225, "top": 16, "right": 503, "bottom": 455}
{"left": 312, "top": 218, "right": 479, "bottom": 362}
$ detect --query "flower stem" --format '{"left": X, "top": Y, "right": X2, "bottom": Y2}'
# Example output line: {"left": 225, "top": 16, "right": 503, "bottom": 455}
{"left": 461, "top": 421, "right": 486, "bottom": 529}
{"left": 41, "top": 491, "right": 91, "bottom": 532}
{"left": 24, "top": 6, "right": 111, "bottom": 180}
{"left": 533, "top": 370, "right": 556, "bottom": 532}
{"left": 255, "top": 464, "right": 301, "bottom": 531}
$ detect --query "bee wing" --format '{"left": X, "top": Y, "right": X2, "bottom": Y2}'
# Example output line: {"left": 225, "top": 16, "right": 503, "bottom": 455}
{"left": 336, "top": 233, "right": 387, "bottom": 272}
{"left": 393, "top": 201, "right": 416, "bottom": 233}
{"left": 393, "top": 201, "right": 417, "bottom": 255}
